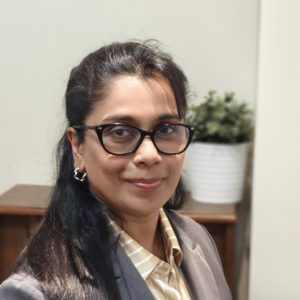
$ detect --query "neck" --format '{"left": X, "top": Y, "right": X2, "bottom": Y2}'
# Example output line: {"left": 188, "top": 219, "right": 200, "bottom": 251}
{"left": 113, "top": 210, "right": 166, "bottom": 260}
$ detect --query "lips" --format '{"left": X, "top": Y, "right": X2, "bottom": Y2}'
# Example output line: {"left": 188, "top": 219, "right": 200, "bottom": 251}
{"left": 127, "top": 178, "right": 163, "bottom": 190}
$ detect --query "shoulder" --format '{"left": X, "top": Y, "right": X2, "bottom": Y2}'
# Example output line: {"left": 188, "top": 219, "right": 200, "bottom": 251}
{"left": 0, "top": 272, "right": 45, "bottom": 300}
{"left": 165, "top": 209, "right": 209, "bottom": 238}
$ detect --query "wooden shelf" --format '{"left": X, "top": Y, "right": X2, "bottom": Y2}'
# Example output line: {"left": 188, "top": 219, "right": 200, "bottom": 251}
{"left": 0, "top": 184, "right": 52, "bottom": 215}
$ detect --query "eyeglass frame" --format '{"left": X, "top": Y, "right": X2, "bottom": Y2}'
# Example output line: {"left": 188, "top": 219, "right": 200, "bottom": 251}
{"left": 72, "top": 123, "right": 194, "bottom": 156}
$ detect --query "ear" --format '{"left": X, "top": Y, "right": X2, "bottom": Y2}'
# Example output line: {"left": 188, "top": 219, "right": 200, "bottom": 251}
{"left": 67, "top": 127, "right": 85, "bottom": 171}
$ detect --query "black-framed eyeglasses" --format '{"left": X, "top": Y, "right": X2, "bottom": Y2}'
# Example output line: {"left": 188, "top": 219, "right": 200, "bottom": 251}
{"left": 73, "top": 123, "right": 194, "bottom": 155}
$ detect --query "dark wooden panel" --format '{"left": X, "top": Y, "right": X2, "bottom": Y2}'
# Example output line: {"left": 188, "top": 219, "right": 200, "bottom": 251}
{"left": 0, "top": 215, "right": 42, "bottom": 282}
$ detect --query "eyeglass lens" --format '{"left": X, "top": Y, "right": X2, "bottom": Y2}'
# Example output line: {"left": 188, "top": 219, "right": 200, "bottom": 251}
{"left": 100, "top": 124, "right": 190, "bottom": 155}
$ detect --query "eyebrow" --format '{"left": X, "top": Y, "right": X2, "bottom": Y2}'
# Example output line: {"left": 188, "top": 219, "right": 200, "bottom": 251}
{"left": 101, "top": 114, "right": 181, "bottom": 124}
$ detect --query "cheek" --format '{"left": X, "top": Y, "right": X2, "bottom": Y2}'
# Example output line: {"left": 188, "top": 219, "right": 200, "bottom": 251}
{"left": 167, "top": 155, "right": 184, "bottom": 183}
{"left": 173, "top": 154, "right": 184, "bottom": 171}
{"left": 83, "top": 148, "right": 126, "bottom": 193}
{"left": 85, "top": 154, "right": 118, "bottom": 180}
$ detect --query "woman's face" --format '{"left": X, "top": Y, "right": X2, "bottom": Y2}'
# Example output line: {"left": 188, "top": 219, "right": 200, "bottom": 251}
{"left": 69, "top": 75, "right": 184, "bottom": 221}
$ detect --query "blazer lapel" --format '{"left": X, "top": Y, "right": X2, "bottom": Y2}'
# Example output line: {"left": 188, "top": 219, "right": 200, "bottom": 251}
{"left": 111, "top": 240, "right": 154, "bottom": 300}
{"left": 176, "top": 227, "right": 221, "bottom": 299}
{"left": 167, "top": 211, "right": 229, "bottom": 300}
{"left": 181, "top": 241, "right": 221, "bottom": 299}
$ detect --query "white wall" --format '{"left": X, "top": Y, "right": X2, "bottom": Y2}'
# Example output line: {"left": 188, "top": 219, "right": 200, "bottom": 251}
{"left": 249, "top": 0, "right": 300, "bottom": 299}
{"left": 0, "top": 0, "right": 258, "bottom": 193}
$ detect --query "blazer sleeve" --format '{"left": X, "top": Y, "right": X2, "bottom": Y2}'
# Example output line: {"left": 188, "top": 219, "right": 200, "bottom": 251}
{"left": 0, "top": 273, "right": 46, "bottom": 300}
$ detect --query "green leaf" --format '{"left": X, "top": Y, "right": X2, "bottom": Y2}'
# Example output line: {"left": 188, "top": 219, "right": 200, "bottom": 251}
{"left": 187, "top": 90, "right": 254, "bottom": 143}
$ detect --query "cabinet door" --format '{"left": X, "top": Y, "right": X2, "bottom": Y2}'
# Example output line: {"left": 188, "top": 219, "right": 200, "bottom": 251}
{"left": 0, "top": 215, "right": 42, "bottom": 282}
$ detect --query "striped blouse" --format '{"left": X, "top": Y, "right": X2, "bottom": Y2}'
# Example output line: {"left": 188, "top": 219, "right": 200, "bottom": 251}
{"left": 108, "top": 209, "right": 191, "bottom": 300}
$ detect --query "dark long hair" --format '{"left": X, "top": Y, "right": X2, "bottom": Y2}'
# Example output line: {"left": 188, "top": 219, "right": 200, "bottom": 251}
{"left": 14, "top": 41, "right": 189, "bottom": 299}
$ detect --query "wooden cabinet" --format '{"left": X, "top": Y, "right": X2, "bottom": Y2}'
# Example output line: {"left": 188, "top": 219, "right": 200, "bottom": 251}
{"left": 0, "top": 185, "right": 236, "bottom": 287}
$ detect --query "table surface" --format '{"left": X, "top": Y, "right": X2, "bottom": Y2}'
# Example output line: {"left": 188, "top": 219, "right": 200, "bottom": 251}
{"left": 0, "top": 184, "right": 237, "bottom": 223}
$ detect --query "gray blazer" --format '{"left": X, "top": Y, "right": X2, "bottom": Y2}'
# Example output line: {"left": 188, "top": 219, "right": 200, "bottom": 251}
{"left": 0, "top": 210, "right": 232, "bottom": 300}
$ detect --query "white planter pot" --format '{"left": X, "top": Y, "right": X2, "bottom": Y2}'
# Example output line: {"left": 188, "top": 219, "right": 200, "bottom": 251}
{"left": 183, "top": 142, "right": 249, "bottom": 203}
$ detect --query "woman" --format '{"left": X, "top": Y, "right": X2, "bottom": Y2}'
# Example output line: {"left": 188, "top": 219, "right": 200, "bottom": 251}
{"left": 0, "top": 41, "right": 231, "bottom": 300}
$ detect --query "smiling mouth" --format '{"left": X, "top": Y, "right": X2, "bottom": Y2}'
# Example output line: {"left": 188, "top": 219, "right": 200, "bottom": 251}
{"left": 127, "top": 178, "right": 163, "bottom": 190}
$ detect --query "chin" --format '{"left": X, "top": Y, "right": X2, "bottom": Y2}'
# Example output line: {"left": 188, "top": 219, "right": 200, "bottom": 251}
{"left": 125, "top": 195, "right": 168, "bottom": 215}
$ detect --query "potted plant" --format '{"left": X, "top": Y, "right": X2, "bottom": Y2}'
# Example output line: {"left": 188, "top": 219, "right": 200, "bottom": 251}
{"left": 183, "top": 90, "right": 254, "bottom": 203}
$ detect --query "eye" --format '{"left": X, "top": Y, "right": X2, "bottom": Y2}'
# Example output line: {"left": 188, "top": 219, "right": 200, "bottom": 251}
{"left": 156, "top": 124, "right": 176, "bottom": 135}
{"left": 106, "top": 125, "right": 132, "bottom": 137}
{"left": 102, "top": 125, "right": 139, "bottom": 144}
{"left": 111, "top": 127, "right": 130, "bottom": 137}
{"left": 154, "top": 125, "right": 179, "bottom": 141}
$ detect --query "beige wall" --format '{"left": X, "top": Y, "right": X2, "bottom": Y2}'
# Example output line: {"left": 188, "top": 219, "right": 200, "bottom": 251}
{"left": 249, "top": 0, "right": 300, "bottom": 299}
{"left": 0, "top": 0, "right": 258, "bottom": 193}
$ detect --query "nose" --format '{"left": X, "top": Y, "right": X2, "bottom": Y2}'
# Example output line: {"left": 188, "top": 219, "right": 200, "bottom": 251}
{"left": 132, "top": 137, "right": 162, "bottom": 166}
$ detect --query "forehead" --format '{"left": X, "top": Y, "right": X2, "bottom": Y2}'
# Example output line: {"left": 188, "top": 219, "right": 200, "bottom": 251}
{"left": 87, "top": 75, "right": 179, "bottom": 125}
